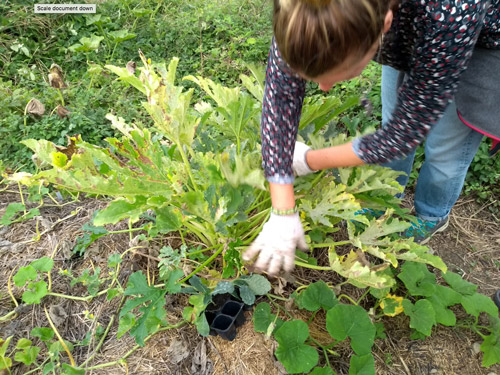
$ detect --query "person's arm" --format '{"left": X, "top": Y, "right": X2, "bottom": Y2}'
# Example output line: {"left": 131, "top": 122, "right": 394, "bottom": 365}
{"left": 261, "top": 37, "right": 306, "bottom": 208}
{"left": 305, "top": 141, "right": 364, "bottom": 170}
{"left": 243, "top": 38, "right": 308, "bottom": 275}
{"left": 352, "top": 2, "right": 488, "bottom": 164}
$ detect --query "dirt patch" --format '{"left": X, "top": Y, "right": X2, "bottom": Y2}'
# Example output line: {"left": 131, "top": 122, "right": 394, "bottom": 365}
{"left": 209, "top": 312, "right": 281, "bottom": 375}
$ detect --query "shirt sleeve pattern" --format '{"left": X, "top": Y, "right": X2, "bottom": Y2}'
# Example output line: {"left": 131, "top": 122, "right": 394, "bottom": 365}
{"left": 355, "top": 0, "right": 490, "bottom": 164}
{"left": 261, "top": 37, "right": 306, "bottom": 184}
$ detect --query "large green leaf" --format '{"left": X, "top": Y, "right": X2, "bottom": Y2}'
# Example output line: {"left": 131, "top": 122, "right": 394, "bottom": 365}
{"left": 104, "top": 63, "right": 148, "bottom": 93}
{"left": 425, "top": 285, "right": 462, "bottom": 326}
{"left": 31, "top": 327, "right": 55, "bottom": 342}
{"left": 22, "top": 281, "right": 48, "bottom": 304}
{"left": 69, "top": 34, "right": 103, "bottom": 52}
{"left": 31, "top": 257, "right": 54, "bottom": 273}
{"left": 120, "top": 272, "right": 167, "bottom": 346}
{"left": 252, "top": 302, "right": 283, "bottom": 334}
{"left": 354, "top": 215, "right": 410, "bottom": 246}
{"left": 461, "top": 293, "right": 499, "bottom": 318}
{"left": 185, "top": 75, "right": 241, "bottom": 108}
{"left": 214, "top": 94, "right": 260, "bottom": 148}
{"left": 94, "top": 196, "right": 149, "bottom": 225}
{"left": 349, "top": 353, "right": 375, "bottom": 375}
{"left": 402, "top": 299, "right": 436, "bottom": 336}
{"left": 22, "top": 137, "right": 176, "bottom": 198}
{"left": 219, "top": 152, "right": 266, "bottom": 190}
{"left": 155, "top": 206, "right": 183, "bottom": 233}
{"left": 238, "top": 284, "right": 255, "bottom": 305}
{"left": 274, "top": 320, "right": 319, "bottom": 374}
{"left": 13, "top": 266, "right": 37, "bottom": 287}
{"left": 297, "top": 281, "right": 338, "bottom": 312}
{"left": 14, "top": 341, "right": 40, "bottom": 366}
{"left": 442, "top": 271, "right": 478, "bottom": 296}
{"left": 239, "top": 274, "right": 271, "bottom": 296}
{"left": 310, "top": 367, "right": 334, "bottom": 375}
{"left": 301, "top": 181, "right": 368, "bottom": 227}
{"left": 481, "top": 331, "right": 500, "bottom": 367}
{"left": 326, "top": 304, "right": 376, "bottom": 355}
{"left": 0, "top": 202, "right": 25, "bottom": 225}
{"left": 239, "top": 67, "right": 264, "bottom": 102}
{"left": 338, "top": 165, "right": 403, "bottom": 196}
{"left": 108, "top": 29, "right": 136, "bottom": 43}
{"left": 397, "top": 262, "right": 437, "bottom": 297}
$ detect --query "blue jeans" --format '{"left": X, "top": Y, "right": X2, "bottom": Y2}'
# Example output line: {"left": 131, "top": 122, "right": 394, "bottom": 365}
{"left": 381, "top": 65, "right": 484, "bottom": 221}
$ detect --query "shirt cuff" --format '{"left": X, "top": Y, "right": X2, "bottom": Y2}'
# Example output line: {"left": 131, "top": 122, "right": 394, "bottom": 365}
{"left": 266, "top": 173, "right": 295, "bottom": 184}
{"left": 351, "top": 137, "right": 364, "bottom": 160}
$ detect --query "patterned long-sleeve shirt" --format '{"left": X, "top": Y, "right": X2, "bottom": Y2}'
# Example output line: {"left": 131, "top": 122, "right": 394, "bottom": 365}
{"left": 261, "top": 0, "right": 500, "bottom": 184}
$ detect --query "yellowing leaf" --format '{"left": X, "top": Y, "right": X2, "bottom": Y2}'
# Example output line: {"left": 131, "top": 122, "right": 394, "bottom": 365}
{"left": 328, "top": 250, "right": 394, "bottom": 289}
{"left": 51, "top": 152, "right": 68, "bottom": 168}
{"left": 380, "top": 294, "right": 404, "bottom": 317}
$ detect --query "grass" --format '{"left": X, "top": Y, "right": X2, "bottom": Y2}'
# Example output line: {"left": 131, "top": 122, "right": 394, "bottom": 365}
{"left": 0, "top": 0, "right": 498, "bottom": 210}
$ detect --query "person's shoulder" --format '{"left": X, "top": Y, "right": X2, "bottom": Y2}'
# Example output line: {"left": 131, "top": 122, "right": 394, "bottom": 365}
{"left": 403, "top": 0, "right": 487, "bottom": 29}
{"left": 417, "top": 0, "right": 487, "bottom": 17}
{"left": 270, "top": 36, "right": 303, "bottom": 80}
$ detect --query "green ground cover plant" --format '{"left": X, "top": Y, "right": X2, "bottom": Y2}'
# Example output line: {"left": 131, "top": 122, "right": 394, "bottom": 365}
{"left": 1, "top": 53, "right": 498, "bottom": 374}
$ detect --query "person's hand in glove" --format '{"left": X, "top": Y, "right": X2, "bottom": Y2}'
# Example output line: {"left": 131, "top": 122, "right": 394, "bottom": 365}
{"left": 243, "top": 211, "right": 308, "bottom": 275}
{"left": 293, "top": 141, "right": 315, "bottom": 176}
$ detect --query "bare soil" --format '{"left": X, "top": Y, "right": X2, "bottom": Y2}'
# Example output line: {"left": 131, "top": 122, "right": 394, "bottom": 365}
{"left": 0, "top": 189, "right": 499, "bottom": 375}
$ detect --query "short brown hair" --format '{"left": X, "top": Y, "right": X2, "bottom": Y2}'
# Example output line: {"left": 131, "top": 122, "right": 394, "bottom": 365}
{"left": 273, "top": 0, "right": 392, "bottom": 78}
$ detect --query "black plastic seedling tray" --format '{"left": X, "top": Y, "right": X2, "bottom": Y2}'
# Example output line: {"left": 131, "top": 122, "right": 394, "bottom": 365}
{"left": 204, "top": 294, "right": 247, "bottom": 341}
{"left": 493, "top": 289, "right": 500, "bottom": 310}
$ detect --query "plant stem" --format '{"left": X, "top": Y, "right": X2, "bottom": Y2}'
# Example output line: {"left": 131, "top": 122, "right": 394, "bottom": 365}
{"left": 180, "top": 245, "right": 224, "bottom": 283}
{"left": 18, "top": 182, "right": 27, "bottom": 214}
{"left": 23, "top": 358, "right": 50, "bottom": 375}
{"left": 308, "top": 336, "right": 340, "bottom": 357}
{"left": 307, "top": 310, "right": 318, "bottom": 324}
{"left": 47, "top": 243, "right": 60, "bottom": 292}
{"left": 310, "top": 241, "right": 351, "bottom": 248}
{"left": 179, "top": 229, "right": 186, "bottom": 246}
{"left": 309, "top": 169, "right": 326, "bottom": 187}
{"left": 108, "top": 226, "right": 147, "bottom": 235}
{"left": 356, "top": 288, "right": 370, "bottom": 305}
{"left": 266, "top": 293, "right": 288, "bottom": 302}
{"left": 7, "top": 267, "right": 18, "bottom": 308}
{"left": 18, "top": 208, "right": 82, "bottom": 245}
{"left": 81, "top": 297, "right": 125, "bottom": 367}
{"left": 184, "top": 221, "right": 214, "bottom": 247}
{"left": 44, "top": 305, "right": 75, "bottom": 366}
{"left": 109, "top": 42, "right": 118, "bottom": 62}
{"left": 177, "top": 143, "right": 197, "bottom": 191}
{"left": 267, "top": 295, "right": 294, "bottom": 320}
{"left": 245, "top": 190, "right": 268, "bottom": 213}
{"left": 294, "top": 260, "right": 331, "bottom": 271}
{"left": 187, "top": 244, "right": 219, "bottom": 257}
{"left": 323, "top": 348, "right": 331, "bottom": 368}
{"left": 56, "top": 88, "right": 65, "bottom": 106}
{"left": 47, "top": 286, "right": 110, "bottom": 302}
{"left": 338, "top": 294, "right": 358, "bottom": 305}
{"left": 246, "top": 208, "right": 270, "bottom": 224}
{"left": 0, "top": 310, "right": 17, "bottom": 322}
{"left": 0, "top": 356, "right": 11, "bottom": 374}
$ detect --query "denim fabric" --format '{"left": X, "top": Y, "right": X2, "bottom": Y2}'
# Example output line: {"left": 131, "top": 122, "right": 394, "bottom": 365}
{"left": 381, "top": 65, "right": 484, "bottom": 221}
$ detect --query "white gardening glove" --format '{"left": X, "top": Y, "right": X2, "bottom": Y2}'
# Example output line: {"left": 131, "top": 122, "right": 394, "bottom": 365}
{"left": 293, "top": 141, "right": 315, "bottom": 176}
{"left": 243, "top": 212, "right": 308, "bottom": 275}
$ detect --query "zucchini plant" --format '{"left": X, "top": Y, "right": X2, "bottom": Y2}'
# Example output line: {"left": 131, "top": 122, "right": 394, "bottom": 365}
{"left": 3, "top": 54, "right": 497, "bottom": 374}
